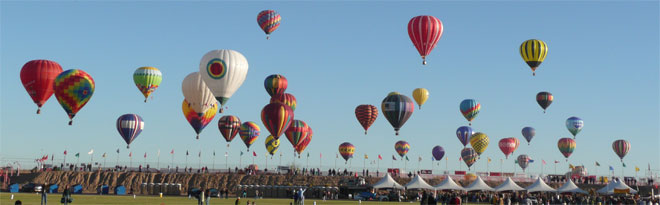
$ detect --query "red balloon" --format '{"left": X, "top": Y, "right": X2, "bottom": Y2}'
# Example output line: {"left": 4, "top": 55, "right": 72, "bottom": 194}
{"left": 20, "top": 60, "right": 63, "bottom": 114}
{"left": 261, "top": 103, "right": 294, "bottom": 139}
{"left": 355, "top": 104, "right": 378, "bottom": 135}
{"left": 408, "top": 15, "right": 444, "bottom": 65}
{"left": 499, "top": 138, "right": 517, "bottom": 159}
{"left": 270, "top": 93, "right": 297, "bottom": 111}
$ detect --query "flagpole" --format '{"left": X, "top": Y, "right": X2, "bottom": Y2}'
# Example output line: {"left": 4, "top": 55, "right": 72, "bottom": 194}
{"left": 319, "top": 153, "right": 322, "bottom": 171}
{"left": 90, "top": 153, "right": 94, "bottom": 171}
{"left": 279, "top": 152, "right": 282, "bottom": 169}
{"left": 117, "top": 151, "right": 120, "bottom": 168}
{"left": 212, "top": 152, "right": 216, "bottom": 170}
{"left": 63, "top": 153, "right": 67, "bottom": 169}
{"left": 199, "top": 151, "right": 202, "bottom": 170}
{"left": 500, "top": 159, "right": 503, "bottom": 180}
{"left": 130, "top": 154, "right": 133, "bottom": 169}
{"left": 306, "top": 154, "right": 309, "bottom": 169}
{"left": 185, "top": 154, "right": 188, "bottom": 170}
{"left": 171, "top": 152, "right": 174, "bottom": 172}
{"left": 104, "top": 155, "right": 107, "bottom": 170}
{"left": 225, "top": 152, "right": 228, "bottom": 171}
{"left": 239, "top": 154, "right": 242, "bottom": 169}
{"left": 157, "top": 151, "right": 160, "bottom": 170}
{"left": 266, "top": 154, "right": 268, "bottom": 171}
{"left": 554, "top": 162, "right": 556, "bottom": 175}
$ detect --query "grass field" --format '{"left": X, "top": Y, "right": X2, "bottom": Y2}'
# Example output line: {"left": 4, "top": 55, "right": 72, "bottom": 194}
{"left": 0, "top": 193, "right": 441, "bottom": 204}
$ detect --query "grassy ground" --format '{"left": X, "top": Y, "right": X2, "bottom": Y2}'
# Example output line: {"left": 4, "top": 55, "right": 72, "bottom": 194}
{"left": 0, "top": 192, "right": 455, "bottom": 204}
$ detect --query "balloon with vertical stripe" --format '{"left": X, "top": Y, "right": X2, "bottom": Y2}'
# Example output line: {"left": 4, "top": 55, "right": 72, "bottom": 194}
{"left": 381, "top": 92, "right": 415, "bottom": 136}
{"left": 261, "top": 102, "right": 294, "bottom": 140}
{"left": 239, "top": 121, "right": 260, "bottom": 151}
{"left": 536, "top": 92, "right": 553, "bottom": 113}
{"left": 257, "top": 10, "right": 281, "bottom": 39}
{"left": 182, "top": 99, "right": 217, "bottom": 139}
{"left": 116, "top": 114, "right": 144, "bottom": 149}
{"left": 54, "top": 69, "right": 95, "bottom": 125}
{"left": 264, "top": 74, "right": 287, "bottom": 97}
{"left": 295, "top": 126, "right": 312, "bottom": 155}
{"left": 355, "top": 104, "right": 378, "bottom": 135}
{"left": 461, "top": 148, "right": 478, "bottom": 170}
{"left": 612, "top": 139, "right": 630, "bottom": 162}
{"left": 459, "top": 99, "right": 480, "bottom": 126}
{"left": 20, "top": 59, "right": 63, "bottom": 114}
{"left": 285, "top": 120, "right": 311, "bottom": 149}
{"left": 558, "top": 138, "right": 576, "bottom": 161}
{"left": 133, "top": 66, "right": 162, "bottom": 102}
{"left": 270, "top": 93, "right": 297, "bottom": 111}
{"left": 218, "top": 115, "right": 241, "bottom": 143}
{"left": 520, "top": 39, "right": 548, "bottom": 76}
{"left": 456, "top": 126, "right": 474, "bottom": 148}
{"left": 517, "top": 154, "right": 531, "bottom": 171}
{"left": 408, "top": 15, "right": 444, "bottom": 65}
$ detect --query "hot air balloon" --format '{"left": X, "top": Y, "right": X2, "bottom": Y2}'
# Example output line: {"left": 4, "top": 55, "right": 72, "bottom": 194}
{"left": 536, "top": 92, "right": 553, "bottom": 113}
{"left": 499, "top": 138, "right": 517, "bottom": 159}
{"left": 261, "top": 102, "right": 294, "bottom": 139}
{"left": 257, "top": 10, "right": 281, "bottom": 40}
{"left": 558, "top": 138, "right": 576, "bottom": 161}
{"left": 264, "top": 74, "right": 287, "bottom": 97}
{"left": 265, "top": 135, "right": 280, "bottom": 156}
{"left": 517, "top": 154, "right": 531, "bottom": 171}
{"left": 199, "top": 49, "right": 249, "bottom": 113}
{"left": 355, "top": 104, "right": 378, "bottom": 135}
{"left": 456, "top": 126, "right": 474, "bottom": 148}
{"left": 461, "top": 148, "right": 478, "bottom": 170}
{"left": 270, "top": 93, "right": 297, "bottom": 111}
{"left": 285, "top": 120, "right": 311, "bottom": 149}
{"left": 511, "top": 137, "right": 521, "bottom": 154}
{"left": 381, "top": 92, "right": 414, "bottom": 135}
{"left": 432, "top": 146, "right": 445, "bottom": 161}
{"left": 239, "top": 121, "right": 260, "bottom": 151}
{"left": 133, "top": 67, "right": 162, "bottom": 102}
{"left": 295, "top": 132, "right": 312, "bottom": 155}
{"left": 460, "top": 99, "right": 480, "bottom": 126}
{"left": 53, "top": 69, "right": 95, "bottom": 125}
{"left": 566, "top": 117, "right": 584, "bottom": 138}
{"left": 412, "top": 88, "right": 429, "bottom": 109}
{"left": 182, "top": 99, "right": 218, "bottom": 139}
{"left": 116, "top": 114, "right": 144, "bottom": 149}
{"left": 520, "top": 39, "right": 548, "bottom": 76}
{"left": 182, "top": 72, "right": 216, "bottom": 116}
{"left": 469, "top": 132, "right": 489, "bottom": 156}
{"left": 522, "top": 127, "right": 535, "bottom": 145}
{"left": 612, "top": 140, "right": 630, "bottom": 162}
{"left": 218, "top": 115, "right": 241, "bottom": 144}
{"left": 339, "top": 142, "right": 355, "bottom": 163}
{"left": 394, "top": 141, "right": 410, "bottom": 158}
{"left": 20, "top": 59, "right": 63, "bottom": 114}
{"left": 408, "top": 15, "right": 443, "bottom": 65}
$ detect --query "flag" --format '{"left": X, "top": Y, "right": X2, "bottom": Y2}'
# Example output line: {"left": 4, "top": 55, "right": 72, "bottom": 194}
{"left": 116, "top": 149, "right": 120, "bottom": 154}
{"left": 102, "top": 153, "right": 106, "bottom": 158}
{"left": 75, "top": 153, "right": 80, "bottom": 158}
{"left": 157, "top": 149, "right": 160, "bottom": 157}
{"left": 129, "top": 152, "right": 132, "bottom": 157}
{"left": 515, "top": 159, "right": 518, "bottom": 164}
{"left": 378, "top": 154, "right": 382, "bottom": 160}
{"left": 144, "top": 153, "right": 147, "bottom": 158}
{"left": 609, "top": 166, "right": 614, "bottom": 171}
{"left": 364, "top": 154, "right": 368, "bottom": 159}
{"left": 622, "top": 163, "right": 626, "bottom": 167}
{"left": 554, "top": 160, "right": 559, "bottom": 163}
{"left": 459, "top": 157, "right": 462, "bottom": 161}
{"left": 224, "top": 152, "right": 228, "bottom": 157}
{"left": 542, "top": 160, "right": 546, "bottom": 165}
{"left": 240, "top": 151, "right": 244, "bottom": 156}
{"left": 198, "top": 151, "right": 201, "bottom": 157}
{"left": 488, "top": 157, "right": 492, "bottom": 163}
{"left": 186, "top": 150, "right": 189, "bottom": 156}
{"left": 336, "top": 153, "right": 338, "bottom": 159}
{"left": 569, "top": 164, "right": 574, "bottom": 169}
{"left": 418, "top": 156, "right": 422, "bottom": 162}
{"left": 253, "top": 151, "right": 257, "bottom": 157}
{"left": 405, "top": 156, "right": 409, "bottom": 161}
{"left": 529, "top": 159, "right": 535, "bottom": 163}
{"left": 635, "top": 166, "right": 640, "bottom": 172}
{"left": 596, "top": 161, "right": 600, "bottom": 166}
{"left": 64, "top": 150, "right": 68, "bottom": 155}
{"left": 213, "top": 151, "right": 216, "bottom": 156}
{"left": 392, "top": 155, "right": 397, "bottom": 160}
{"left": 320, "top": 153, "right": 322, "bottom": 158}
{"left": 170, "top": 149, "right": 174, "bottom": 154}
{"left": 431, "top": 156, "right": 435, "bottom": 161}
{"left": 88, "top": 149, "right": 94, "bottom": 155}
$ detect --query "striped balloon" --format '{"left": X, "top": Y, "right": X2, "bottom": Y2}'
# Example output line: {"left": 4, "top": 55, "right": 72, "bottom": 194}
{"left": 20, "top": 59, "right": 63, "bottom": 114}
{"left": 557, "top": 138, "right": 576, "bottom": 161}
{"left": 339, "top": 142, "right": 355, "bottom": 162}
{"left": 612, "top": 139, "right": 630, "bottom": 162}
{"left": 469, "top": 132, "right": 489, "bottom": 156}
{"left": 218, "top": 115, "right": 241, "bottom": 143}
{"left": 285, "top": 120, "right": 311, "bottom": 148}
{"left": 536, "top": 92, "right": 553, "bottom": 113}
{"left": 270, "top": 93, "right": 297, "bottom": 111}
{"left": 54, "top": 69, "right": 95, "bottom": 125}
{"left": 257, "top": 10, "right": 281, "bottom": 39}
{"left": 394, "top": 140, "right": 410, "bottom": 158}
{"left": 381, "top": 92, "right": 415, "bottom": 136}
{"left": 295, "top": 130, "right": 312, "bottom": 155}
{"left": 511, "top": 137, "right": 521, "bottom": 155}
{"left": 239, "top": 121, "right": 260, "bottom": 151}
{"left": 133, "top": 67, "right": 162, "bottom": 102}
{"left": 566, "top": 117, "right": 584, "bottom": 138}
{"left": 116, "top": 114, "right": 144, "bottom": 149}
{"left": 264, "top": 74, "right": 287, "bottom": 97}
{"left": 408, "top": 15, "right": 443, "bottom": 65}
{"left": 261, "top": 102, "right": 294, "bottom": 139}
{"left": 456, "top": 126, "right": 474, "bottom": 148}
{"left": 355, "top": 104, "right": 378, "bottom": 135}
{"left": 461, "top": 148, "right": 478, "bottom": 170}
{"left": 182, "top": 99, "right": 217, "bottom": 139}
{"left": 517, "top": 154, "right": 531, "bottom": 171}
{"left": 520, "top": 39, "right": 548, "bottom": 76}
{"left": 265, "top": 135, "right": 280, "bottom": 156}
{"left": 459, "top": 99, "right": 480, "bottom": 125}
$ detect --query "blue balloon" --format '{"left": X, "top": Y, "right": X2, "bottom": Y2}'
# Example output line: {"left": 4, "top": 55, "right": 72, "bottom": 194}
{"left": 566, "top": 116, "right": 584, "bottom": 138}
{"left": 456, "top": 126, "right": 474, "bottom": 147}
{"left": 522, "top": 127, "right": 535, "bottom": 145}
{"left": 432, "top": 146, "right": 445, "bottom": 161}
{"left": 116, "top": 114, "right": 144, "bottom": 149}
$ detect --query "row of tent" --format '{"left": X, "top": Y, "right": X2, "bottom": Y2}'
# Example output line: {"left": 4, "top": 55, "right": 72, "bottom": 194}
{"left": 372, "top": 174, "right": 638, "bottom": 195}
{"left": 7, "top": 184, "right": 92, "bottom": 194}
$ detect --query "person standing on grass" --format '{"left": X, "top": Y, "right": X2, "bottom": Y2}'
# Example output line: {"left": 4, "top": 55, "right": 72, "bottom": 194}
{"left": 235, "top": 197, "right": 240, "bottom": 205}
{"left": 41, "top": 183, "right": 48, "bottom": 205}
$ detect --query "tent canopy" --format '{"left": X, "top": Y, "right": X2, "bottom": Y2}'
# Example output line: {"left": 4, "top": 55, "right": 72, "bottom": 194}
{"left": 372, "top": 173, "right": 403, "bottom": 189}
{"left": 464, "top": 176, "right": 494, "bottom": 192}
{"left": 597, "top": 179, "right": 638, "bottom": 195}
{"left": 405, "top": 174, "right": 434, "bottom": 190}
{"left": 556, "top": 179, "right": 587, "bottom": 194}
{"left": 525, "top": 177, "right": 556, "bottom": 193}
{"left": 433, "top": 175, "right": 465, "bottom": 191}
{"left": 494, "top": 177, "right": 525, "bottom": 192}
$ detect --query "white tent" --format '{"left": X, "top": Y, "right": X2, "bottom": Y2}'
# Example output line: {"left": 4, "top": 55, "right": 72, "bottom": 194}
{"left": 526, "top": 177, "right": 556, "bottom": 192}
{"left": 464, "top": 176, "right": 494, "bottom": 191}
{"left": 494, "top": 177, "right": 525, "bottom": 192}
{"left": 404, "top": 174, "right": 434, "bottom": 190}
{"left": 372, "top": 173, "right": 404, "bottom": 189}
{"left": 433, "top": 175, "right": 465, "bottom": 191}
{"left": 597, "top": 179, "right": 638, "bottom": 195}
{"left": 556, "top": 179, "right": 587, "bottom": 194}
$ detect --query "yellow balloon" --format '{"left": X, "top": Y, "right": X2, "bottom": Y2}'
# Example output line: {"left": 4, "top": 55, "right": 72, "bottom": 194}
{"left": 469, "top": 132, "right": 489, "bottom": 155}
{"left": 412, "top": 88, "right": 429, "bottom": 109}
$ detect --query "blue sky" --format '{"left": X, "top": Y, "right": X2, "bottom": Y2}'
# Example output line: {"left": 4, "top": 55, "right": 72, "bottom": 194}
{"left": 1, "top": 1, "right": 658, "bottom": 176}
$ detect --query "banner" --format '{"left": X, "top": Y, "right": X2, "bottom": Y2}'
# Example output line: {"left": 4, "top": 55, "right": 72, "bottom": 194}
{"left": 419, "top": 170, "right": 432, "bottom": 174}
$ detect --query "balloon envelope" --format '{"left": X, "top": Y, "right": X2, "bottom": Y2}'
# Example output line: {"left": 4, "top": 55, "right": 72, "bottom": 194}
{"left": 182, "top": 99, "right": 217, "bottom": 139}
{"left": 355, "top": 104, "right": 378, "bottom": 135}
{"left": 459, "top": 99, "right": 480, "bottom": 125}
{"left": 520, "top": 39, "right": 548, "bottom": 75}
{"left": 381, "top": 92, "right": 414, "bottom": 135}
{"left": 133, "top": 66, "right": 162, "bottom": 102}
{"left": 261, "top": 102, "right": 294, "bottom": 139}
{"left": 412, "top": 88, "right": 429, "bottom": 109}
{"left": 461, "top": 148, "right": 478, "bottom": 169}
{"left": 456, "top": 126, "right": 474, "bottom": 147}
{"left": 469, "top": 132, "right": 489, "bottom": 156}
{"left": 612, "top": 139, "right": 630, "bottom": 161}
{"left": 536, "top": 92, "right": 553, "bottom": 112}
{"left": 339, "top": 142, "right": 356, "bottom": 161}
{"left": 181, "top": 72, "right": 216, "bottom": 115}
{"left": 558, "top": 138, "right": 576, "bottom": 159}
{"left": 54, "top": 69, "right": 95, "bottom": 125}
{"left": 264, "top": 74, "right": 287, "bottom": 97}
{"left": 522, "top": 127, "right": 535, "bottom": 145}
{"left": 432, "top": 146, "right": 445, "bottom": 161}
{"left": 408, "top": 15, "right": 443, "bottom": 65}
{"left": 517, "top": 154, "right": 531, "bottom": 171}
{"left": 270, "top": 93, "right": 297, "bottom": 111}
{"left": 285, "top": 120, "right": 311, "bottom": 148}
{"left": 116, "top": 114, "right": 144, "bottom": 148}
{"left": 218, "top": 115, "right": 241, "bottom": 143}
{"left": 499, "top": 138, "right": 517, "bottom": 159}
{"left": 566, "top": 117, "right": 584, "bottom": 138}
{"left": 257, "top": 10, "right": 281, "bottom": 39}
{"left": 265, "top": 135, "right": 280, "bottom": 156}
{"left": 395, "top": 141, "right": 410, "bottom": 158}
{"left": 20, "top": 59, "right": 63, "bottom": 114}
{"left": 239, "top": 121, "right": 260, "bottom": 151}
{"left": 199, "top": 49, "right": 249, "bottom": 110}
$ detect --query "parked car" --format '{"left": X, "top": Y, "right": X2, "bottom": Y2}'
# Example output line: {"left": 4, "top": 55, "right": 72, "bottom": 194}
{"left": 354, "top": 191, "right": 376, "bottom": 200}
{"left": 21, "top": 183, "right": 42, "bottom": 193}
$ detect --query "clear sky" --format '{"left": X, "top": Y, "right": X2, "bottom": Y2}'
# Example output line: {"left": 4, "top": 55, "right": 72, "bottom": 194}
{"left": 1, "top": 1, "right": 658, "bottom": 176}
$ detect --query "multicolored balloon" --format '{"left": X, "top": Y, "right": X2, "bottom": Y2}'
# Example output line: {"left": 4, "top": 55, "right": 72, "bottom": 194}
{"left": 265, "top": 135, "right": 280, "bottom": 156}
{"left": 261, "top": 102, "right": 294, "bottom": 139}
{"left": 517, "top": 154, "right": 531, "bottom": 171}
{"left": 270, "top": 93, "right": 297, "bottom": 111}
{"left": 459, "top": 99, "right": 480, "bottom": 126}
{"left": 285, "top": 120, "right": 311, "bottom": 148}
{"left": 499, "top": 138, "right": 517, "bottom": 159}
{"left": 511, "top": 137, "right": 521, "bottom": 154}
{"left": 116, "top": 114, "right": 144, "bottom": 149}
{"left": 295, "top": 131, "right": 312, "bottom": 155}
{"left": 264, "top": 74, "right": 287, "bottom": 97}
{"left": 218, "top": 115, "right": 241, "bottom": 143}
{"left": 522, "top": 127, "right": 535, "bottom": 145}
{"left": 182, "top": 99, "right": 218, "bottom": 139}
{"left": 381, "top": 92, "right": 415, "bottom": 135}
{"left": 239, "top": 121, "right": 260, "bottom": 151}
{"left": 394, "top": 141, "right": 410, "bottom": 158}
{"left": 20, "top": 59, "right": 63, "bottom": 114}
{"left": 558, "top": 138, "right": 576, "bottom": 161}
{"left": 257, "top": 10, "right": 281, "bottom": 39}
{"left": 536, "top": 92, "right": 553, "bottom": 113}
{"left": 408, "top": 15, "right": 443, "bottom": 65}
{"left": 461, "top": 148, "right": 478, "bottom": 170}
{"left": 53, "top": 69, "right": 95, "bottom": 125}
{"left": 432, "top": 146, "right": 445, "bottom": 161}
{"left": 456, "top": 126, "right": 474, "bottom": 148}
{"left": 612, "top": 139, "right": 630, "bottom": 162}
{"left": 566, "top": 117, "right": 584, "bottom": 138}
{"left": 339, "top": 142, "right": 355, "bottom": 162}
{"left": 199, "top": 49, "right": 249, "bottom": 113}
{"left": 133, "top": 66, "right": 162, "bottom": 102}
{"left": 520, "top": 39, "right": 548, "bottom": 76}
{"left": 469, "top": 132, "right": 489, "bottom": 156}
{"left": 355, "top": 104, "right": 378, "bottom": 135}
{"left": 182, "top": 72, "right": 216, "bottom": 116}
{"left": 412, "top": 88, "right": 429, "bottom": 109}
